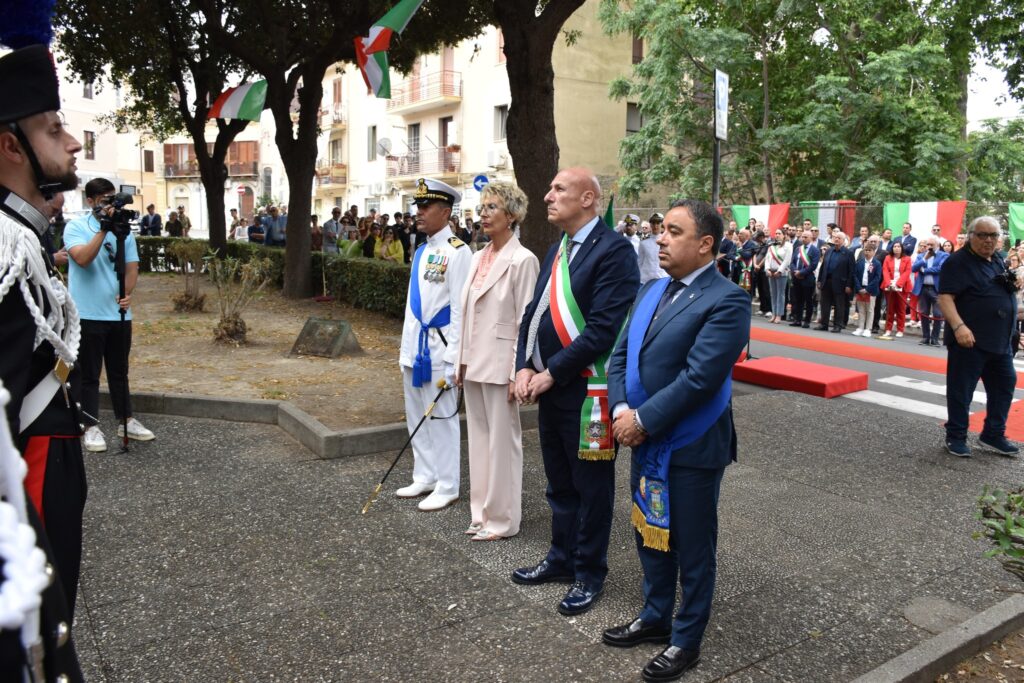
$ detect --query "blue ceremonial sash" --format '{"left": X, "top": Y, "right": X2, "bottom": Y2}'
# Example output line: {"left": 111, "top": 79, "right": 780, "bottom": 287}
{"left": 409, "top": 244, "right": 451, "bottom": 388}
{"left": 626, "top": 277, "right": 731, "bottom": 551}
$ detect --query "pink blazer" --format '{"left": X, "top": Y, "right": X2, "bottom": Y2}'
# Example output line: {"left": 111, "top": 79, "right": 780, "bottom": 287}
{"left": 457, "top": 236, "right": 540, "bottom": 385}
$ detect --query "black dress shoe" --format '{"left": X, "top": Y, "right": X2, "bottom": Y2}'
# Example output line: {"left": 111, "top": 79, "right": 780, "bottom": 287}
{"left": 831, "top": 326, "right": 842, "bottom": 333}
{"left": 642, "top": 646, "right": 701, "bottom": 682}
{"left": 602, "top": 618, "right": 671, "bottom": 648}
{"left": 788, "top": 321, "right": 801, "bottom": 327}
{"left": 814, "top": 325, "right": 828, "bottom": 331}
{"left": 918, "top": 338, "right": 931, "bottom": 346}
{"left": 930, "top": 339, "right": 942, "bottom": 346}
{"left": 801, "top": 322, "right": 810, "bottom": 328}
{"left": 557, "top": 581, "right": 602, "bottom": 615}
{"left": 510, "top": 560, "right": 574, "bottom": 586}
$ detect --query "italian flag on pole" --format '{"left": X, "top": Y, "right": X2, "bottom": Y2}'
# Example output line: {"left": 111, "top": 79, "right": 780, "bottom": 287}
{"left": 883, "top": 201, "right": 967, "bottom": 244}
{"left": 354, "top": 0, "right": 426, "bottom": 99}
{"left": 207, "top": 80, "right": 267, "bottom": 121}
{"left": 730, "top": 204, "right": 790, "bottom": 231}
{"left": 1009, "top": 204, "right": 1024, "bottom": 245}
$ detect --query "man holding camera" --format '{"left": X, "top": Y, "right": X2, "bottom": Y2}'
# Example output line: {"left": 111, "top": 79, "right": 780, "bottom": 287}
{"left": 64, "top": 178, "right": 154, "bottom": 452}
{"left": 938, "top": 216, "right": 1020, "bottom": 458}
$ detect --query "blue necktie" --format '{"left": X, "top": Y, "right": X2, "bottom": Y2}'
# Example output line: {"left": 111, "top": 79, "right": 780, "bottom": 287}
{"left": 654, "top": 280, "right": 684, "bottom": 319}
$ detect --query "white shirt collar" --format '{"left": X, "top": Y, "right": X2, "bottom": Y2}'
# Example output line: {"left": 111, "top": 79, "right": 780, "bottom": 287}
{"left": 679, "top": 259, "right": 716, "bottom": 287}
{"left": 426, "top": 225, "right": 454, "bottom": 247}
{"left": 567, "top": 215, "right": 600, "bottom": 246}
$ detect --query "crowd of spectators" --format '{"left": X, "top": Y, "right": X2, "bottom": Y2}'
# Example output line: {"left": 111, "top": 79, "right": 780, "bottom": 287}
{"left": 709, "top": 218, "right": 1021, "bottom": 343}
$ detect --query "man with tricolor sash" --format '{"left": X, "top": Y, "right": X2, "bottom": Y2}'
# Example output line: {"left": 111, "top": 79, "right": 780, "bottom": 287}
{"left": 395, "top": 178, "right": 471, "bottom": 512}
{"left": 511, "top": 167, "right": 639, "bottom": 616}
{"left": 602, "top": 199, "right": 749, "bottom": 682}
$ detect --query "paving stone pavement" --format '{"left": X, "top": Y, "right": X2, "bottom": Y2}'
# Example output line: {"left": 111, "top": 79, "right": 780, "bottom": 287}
{"left": 72, "top": 391, "right": 1024, "bottom": 682}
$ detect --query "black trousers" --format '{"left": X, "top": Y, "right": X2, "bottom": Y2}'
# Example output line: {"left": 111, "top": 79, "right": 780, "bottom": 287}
{"left": 755, "top": 269, "right": 771, "bottom": 313}
{"left": 819, "top": 282, "right": 847, "bottom": 328}
{"left": 77, "top": 319, "right": 133, "bottom": 424}
{"left": 790, "top": 283, "right": 815, "bottom": 324}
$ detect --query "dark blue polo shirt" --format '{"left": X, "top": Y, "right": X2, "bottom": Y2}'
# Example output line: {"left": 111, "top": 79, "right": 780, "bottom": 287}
{"left": 939, "top": 247, "right": 1017, "bottom": 354}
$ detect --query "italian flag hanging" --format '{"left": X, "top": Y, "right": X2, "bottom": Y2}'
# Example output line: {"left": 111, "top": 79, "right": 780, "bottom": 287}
{"left": 730, "top": 204, "right": 790, "bottom": 231}
{"left": 207, "top": 80, "right": 267, "bottom": 121}
{"left": 354, "top": 0, "right": 427, "bottom": 99}
{"left": 1010, "top": 204, "right": 1024, "bottom": 245}
{"left": 883, "top": 201, "right": 967, "bottom": 244}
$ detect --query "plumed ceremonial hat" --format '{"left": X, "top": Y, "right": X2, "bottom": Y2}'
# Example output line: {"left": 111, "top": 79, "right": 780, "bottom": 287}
{"left": 412, "top": 177, "right": 461, "bottom": 206}
{"left": 0, "top": 45, "right": 61, "bottom": 124}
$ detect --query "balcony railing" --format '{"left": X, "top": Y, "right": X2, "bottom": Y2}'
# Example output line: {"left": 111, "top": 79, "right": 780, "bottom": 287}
{"left": 164, "top": 160, "right": 258, "bottom": 178}
{"left": 387, "top": 71, "right": 462, "bottom": 111}
{"left": 385, "top": 148, "right": 460, "bottom": 178}
{"left": 321, "top": 104, "right": 346, "bottom": 127}
{"left": 315, "top": 161, "right": 348, "bottom": 187}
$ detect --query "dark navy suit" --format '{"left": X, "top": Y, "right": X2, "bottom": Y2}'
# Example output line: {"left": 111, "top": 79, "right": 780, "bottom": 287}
{"left": 608, "top": 263, "right": 750, "bottom": 650}
{"left": 717, "top": 237, "right": 736, "bottom": 278}
{"left": 516, "top": 218, "right": 639, "bottom": 588}
{"left": 788, "top": 241, "right": 819, "bottom": 324}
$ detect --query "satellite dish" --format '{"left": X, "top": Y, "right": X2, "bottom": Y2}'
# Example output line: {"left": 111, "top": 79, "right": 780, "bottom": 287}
{"left": 377, "top": 138, "right": 393, "bottom": 156}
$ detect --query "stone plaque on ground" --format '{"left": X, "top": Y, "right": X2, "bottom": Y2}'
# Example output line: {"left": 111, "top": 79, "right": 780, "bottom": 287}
{"left": 290, "top": 317, "right": 363, "bottom": 358}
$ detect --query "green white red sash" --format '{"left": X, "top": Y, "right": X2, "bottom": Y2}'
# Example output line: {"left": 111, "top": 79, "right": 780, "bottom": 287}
{"left": 798, "top": 245, "right": 811, "bottom": 267}
{"left": 549, "top": 234, "right": 615, "bottom": 460}
{"left": 770, "top": 245, "right": 785, "bottom": 265}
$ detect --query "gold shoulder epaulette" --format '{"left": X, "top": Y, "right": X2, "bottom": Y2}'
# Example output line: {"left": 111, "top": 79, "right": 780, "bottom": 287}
{"left": 448, "top": 236, "right": 466, "bottom": 248}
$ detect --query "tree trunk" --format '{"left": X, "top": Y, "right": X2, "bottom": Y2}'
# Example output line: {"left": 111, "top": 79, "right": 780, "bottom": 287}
{"left": 495, "top": 0, "right": 586, "bottom": 258}
{"left": 272, "top": 66, "right": 324, "bottom": 299}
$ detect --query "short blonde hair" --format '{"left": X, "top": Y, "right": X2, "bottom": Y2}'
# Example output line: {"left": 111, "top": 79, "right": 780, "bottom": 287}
{"left": 481, "top": 181, "right": 529, "bottom": 226}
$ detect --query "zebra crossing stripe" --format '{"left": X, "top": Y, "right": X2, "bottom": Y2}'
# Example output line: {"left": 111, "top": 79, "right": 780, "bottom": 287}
{"left": 844, "top": 390, "right": 948, "bottom": 420}
{"left": 876, "top": 375, "right": 988, "bottom": 405}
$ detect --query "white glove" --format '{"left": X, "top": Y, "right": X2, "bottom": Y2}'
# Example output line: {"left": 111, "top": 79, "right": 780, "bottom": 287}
{"left": 444, "top": 362, "right": 456, "bottom": 388}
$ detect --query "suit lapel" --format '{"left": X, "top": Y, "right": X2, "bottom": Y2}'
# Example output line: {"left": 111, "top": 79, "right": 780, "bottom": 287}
{"left": 475, "top": 237, "right": 518, "bottom": 298}
{"left": 568, "top": 218, "right": 607, "bottom": 275}
{"left": 642, "top": 267, "right": 715, "bottom": 347}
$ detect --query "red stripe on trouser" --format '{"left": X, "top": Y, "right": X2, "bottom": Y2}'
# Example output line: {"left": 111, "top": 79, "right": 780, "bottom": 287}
{"left": 23, "top": 435, "right": 50, "bottom": 527}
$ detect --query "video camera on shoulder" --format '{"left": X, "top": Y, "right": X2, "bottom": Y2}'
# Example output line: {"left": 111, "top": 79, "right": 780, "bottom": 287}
{"left": 95, "top": 184, "right": 139, "bottom": 237}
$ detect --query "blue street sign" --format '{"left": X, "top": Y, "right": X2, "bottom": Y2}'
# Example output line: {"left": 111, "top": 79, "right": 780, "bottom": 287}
{"left": 473, "top": 175, "right": 489, "bottom": 191}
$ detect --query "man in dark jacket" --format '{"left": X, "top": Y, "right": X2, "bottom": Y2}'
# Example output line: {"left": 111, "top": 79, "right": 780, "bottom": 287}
{"left": 816, "top": 232, "right": 855, "bottom": 333}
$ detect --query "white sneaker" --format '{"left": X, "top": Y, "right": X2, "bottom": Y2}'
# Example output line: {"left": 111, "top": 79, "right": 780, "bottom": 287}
{"left": 418, "top": 491, "right": 459, "bottom": 511}
{"left": 862, "top": 332, "right": 872, "bottom": 339}
{"left": 852, "top": 329, "right": 862, "bottom": 336}
{"left": 117, "top": 417, "right": 155, "bottom": 441}
{"left": 396, "top": 481, "right": 435, "bottom": 498}
{"left": 895, "top": 331, "right": 904, "bottom": 338}
{"left": 83, "top": 426, "right": 107, "bottom": 452}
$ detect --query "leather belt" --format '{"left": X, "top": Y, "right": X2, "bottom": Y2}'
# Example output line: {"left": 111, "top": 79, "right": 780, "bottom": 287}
{"left": 18, "top": 359, "right": 71, "bottom": 434}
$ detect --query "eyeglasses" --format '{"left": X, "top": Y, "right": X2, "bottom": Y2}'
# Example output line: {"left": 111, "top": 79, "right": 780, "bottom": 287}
{"left": 973, "top": 232, "right": 1000, "bottom": 240}
{"left": 475, "top": 203, "right": 502, "bottom": 215}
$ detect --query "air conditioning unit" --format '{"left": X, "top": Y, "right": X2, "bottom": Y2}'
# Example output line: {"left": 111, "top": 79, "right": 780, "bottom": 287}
{"left": 487, "top": 151, "right": 509, "bottom": 169}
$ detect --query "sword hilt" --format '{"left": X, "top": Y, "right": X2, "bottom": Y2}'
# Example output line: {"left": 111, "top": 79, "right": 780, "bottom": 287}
{"left": 361, "top": 483, "right": 383, "bottom": 515}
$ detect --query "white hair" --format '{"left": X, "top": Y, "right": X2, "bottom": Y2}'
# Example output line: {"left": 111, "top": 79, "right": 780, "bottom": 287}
{"left": 968, "top": 215, "right": 1001, "bottom": 234}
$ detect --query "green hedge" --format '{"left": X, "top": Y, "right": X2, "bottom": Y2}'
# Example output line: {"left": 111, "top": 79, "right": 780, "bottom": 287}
{"left": 136, "top": 237, "right": 409, "bottom": 318}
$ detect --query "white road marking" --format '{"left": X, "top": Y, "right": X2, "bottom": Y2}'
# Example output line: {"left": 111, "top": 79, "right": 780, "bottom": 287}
{"left": 877, "top": 375, "right": 987, "bottom": 405}
{"left": 844, "top": 390, "right": 948, "bottom": 420}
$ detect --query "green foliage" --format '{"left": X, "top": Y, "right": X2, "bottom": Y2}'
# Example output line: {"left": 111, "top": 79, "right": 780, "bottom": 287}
{"left": 599, "top": 0, "right": 1007, "bottom": 204}
{"left": 966, "top": 119, "right": 1024, "bottom": 203}
{"left": 206, "top": 252, "right": 275, "bottom": 345}
{"left": 975, "top": 486, "right": 1024, "bottom": 582}
{"left": 136, "top": 237, "right": 408, "bottom": 318}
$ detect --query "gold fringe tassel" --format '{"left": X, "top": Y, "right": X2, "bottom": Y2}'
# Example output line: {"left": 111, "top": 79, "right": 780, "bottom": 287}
{"left": 631, "top": 502, "right": 670, "bottom": 551}
{"left": 578, "top": 448, "right": 616, "bottom": 461}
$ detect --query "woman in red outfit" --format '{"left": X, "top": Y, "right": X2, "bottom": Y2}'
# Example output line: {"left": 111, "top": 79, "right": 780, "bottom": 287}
{"left": 879, "top": 240, "right": 912, "bottom": 339}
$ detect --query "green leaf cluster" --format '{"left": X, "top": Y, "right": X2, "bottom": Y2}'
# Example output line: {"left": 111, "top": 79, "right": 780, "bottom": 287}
{"left": 975, "top": 486, "right": 1024, "bottom": 582}
{"left": 601, "top": 0, "right": 1021, "bottom": 205}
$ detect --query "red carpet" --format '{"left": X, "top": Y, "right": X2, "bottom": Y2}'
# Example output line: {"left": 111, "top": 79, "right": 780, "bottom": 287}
{"left": 732, "top": 357, "right": 868, "bottom": 398}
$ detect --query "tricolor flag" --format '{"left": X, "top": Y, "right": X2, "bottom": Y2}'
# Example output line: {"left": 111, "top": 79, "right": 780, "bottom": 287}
{"left": 799, "top": 200, "right": 856, "bottom": 234}
{"left": 207, "top": 80, "right": 267, "bottom": 122}
{"left": 1009, "top": 204, "right": 1024, "bottom": 245}
{"left": 730, "top": 204, "right": 790, "bottom": 231}
{"left": 354, "top": 0, "right": 426, "bottom": 99}
{"left": 883, "top": 201, "right": 967, "bottom": 244}
{"left": 603, "top": 194, "right": 614, "bottom": 227}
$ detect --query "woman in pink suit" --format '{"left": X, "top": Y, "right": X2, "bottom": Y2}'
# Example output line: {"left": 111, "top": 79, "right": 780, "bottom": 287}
{"left": 456, "top": 182, "right": 539, "bottom": 541}
{"left": 879, "top": 240, "right": 912, "bottom": 339}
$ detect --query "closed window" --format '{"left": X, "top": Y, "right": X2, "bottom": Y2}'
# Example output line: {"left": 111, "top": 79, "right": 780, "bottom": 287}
{"left": 143, "top": 149, "right": 154, "bottom": 173}
{"left": 83, "top": 82, "right": 94, "bottom": 99}
{"left": 368, "top": 125, "right": 377, "bottom": 161}
{"left": 84, "top": 131, "right": 96, "bottom": 160}
{"left": 494, "top": 105, "right": 508, "bottom": 141}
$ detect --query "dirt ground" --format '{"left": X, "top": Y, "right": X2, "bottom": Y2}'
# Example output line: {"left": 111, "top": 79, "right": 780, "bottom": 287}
{"left": 128, "top": 272, "right": 406, "bottom": 430}
{"left": 938, "top": 627, "right": 1024, "bottom": 682}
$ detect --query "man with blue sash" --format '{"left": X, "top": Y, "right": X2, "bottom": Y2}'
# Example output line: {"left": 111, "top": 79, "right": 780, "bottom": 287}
{"left": 604, "top": 199, "right": 750, "bottom": 682}
{"left": 396, "top": 178, "right": 471, "bottom": 511}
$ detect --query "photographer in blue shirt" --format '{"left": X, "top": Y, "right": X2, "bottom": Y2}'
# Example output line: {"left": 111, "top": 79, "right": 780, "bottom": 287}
{"left": 937, "top": 216, "right": 1019, "bottom": 458}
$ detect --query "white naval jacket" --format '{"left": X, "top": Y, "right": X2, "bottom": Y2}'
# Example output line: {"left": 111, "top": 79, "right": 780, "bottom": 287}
{"left": 399, "top": 226, "right": 473, "bottom": 370}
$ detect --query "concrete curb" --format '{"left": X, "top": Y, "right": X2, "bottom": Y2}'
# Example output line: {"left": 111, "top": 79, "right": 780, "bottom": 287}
{"left": 100, "top": 389, "right": 538, "bottom": 459}
{"left": 852, "top": 593, "right": 1024, "bottom": 683}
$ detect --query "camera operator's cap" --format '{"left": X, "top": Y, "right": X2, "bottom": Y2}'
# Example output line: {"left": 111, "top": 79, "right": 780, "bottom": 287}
{"left": 412, "top": 178, "right": 461, "bottom": 206}
{"left": 623, "top": 214, "right": 640, "bottom": 226}
{"left": 0, "top": 45, "right": 61, "bottom": 124}
{"left": 649, "top": 212, "right": 663, "bottom": 223}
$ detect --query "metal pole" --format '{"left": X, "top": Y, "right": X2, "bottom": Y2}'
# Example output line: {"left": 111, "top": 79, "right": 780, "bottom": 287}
{"left": 712, "top": 137, "right": 721, "bottom": 209}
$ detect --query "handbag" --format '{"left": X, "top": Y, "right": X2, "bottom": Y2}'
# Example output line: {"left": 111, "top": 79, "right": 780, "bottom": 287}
{"left": 855, "top": 292, "right": 871, "bottom": 303}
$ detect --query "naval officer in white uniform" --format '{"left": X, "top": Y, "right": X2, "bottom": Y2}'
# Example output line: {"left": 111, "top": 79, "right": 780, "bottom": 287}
{"left": 397, "top": 178, "right": 472, "bottom": 511}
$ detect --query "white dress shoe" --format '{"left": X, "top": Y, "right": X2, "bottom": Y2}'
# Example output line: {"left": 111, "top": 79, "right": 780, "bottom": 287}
{"left": 118, "top": 417, "right": 155, "bottom": 441}
{"left": 83, "top": 425, "right": 107, "bottom": 452}
{"left": 395, "top": 482, "right": 435, "bottom": 498}
{"left": 418, "top": 491, "right": 459, "bottom": 511}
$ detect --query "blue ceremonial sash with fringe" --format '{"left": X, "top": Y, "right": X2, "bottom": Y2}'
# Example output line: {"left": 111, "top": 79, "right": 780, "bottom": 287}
{"left": 626, "top": 277, "right": 731, "bottom": 551}
{"left": 409, "top": 244, "right": 450, "bottom": 387}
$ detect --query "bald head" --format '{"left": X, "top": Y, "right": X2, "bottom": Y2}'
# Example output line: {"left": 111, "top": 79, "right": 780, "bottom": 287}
{"left": 545, "top": 166, "right": 602, "bottom": 234}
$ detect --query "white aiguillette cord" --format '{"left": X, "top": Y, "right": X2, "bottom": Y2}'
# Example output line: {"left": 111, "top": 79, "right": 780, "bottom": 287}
{"left": 0, "top": 383, "right": 49, "bottom": 679}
